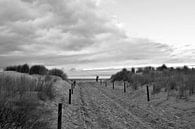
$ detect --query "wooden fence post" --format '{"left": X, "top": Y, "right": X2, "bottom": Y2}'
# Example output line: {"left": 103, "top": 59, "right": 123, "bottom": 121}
{"left": 69, "top": 89, "right": 72, "bottom": 104}
{"left": 124, "top": 81, "right": 126, "bottom": 93}
{"left": 146, "top": 85, "right": 150, "bottom": 101}
{"left": 58, "top": 103, "right": 62, "bottom": 129}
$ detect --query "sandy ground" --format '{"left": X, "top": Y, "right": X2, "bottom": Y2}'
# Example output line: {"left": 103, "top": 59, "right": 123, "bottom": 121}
{"left": 97, "top": 82, "right": 195, "bottom": 129}
{"left": 48, "top": 80, "right": 195, "bottom": 129}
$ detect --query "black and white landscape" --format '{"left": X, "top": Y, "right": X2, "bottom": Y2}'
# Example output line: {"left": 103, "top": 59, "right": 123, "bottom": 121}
{"left": 0, "top": 0, "right": 194, "bottom": 129}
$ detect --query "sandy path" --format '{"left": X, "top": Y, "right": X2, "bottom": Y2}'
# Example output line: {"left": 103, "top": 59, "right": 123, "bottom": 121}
{"left": 78, "top": 82, "right": 151, "bottom": 129}
{"left": 47, "top": 80, "right": 193, "bottom": 129}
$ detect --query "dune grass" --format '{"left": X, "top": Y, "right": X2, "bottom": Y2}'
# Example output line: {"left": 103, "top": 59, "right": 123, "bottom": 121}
{"left": 0, "top": 71, "right": 56, "bottom": 129}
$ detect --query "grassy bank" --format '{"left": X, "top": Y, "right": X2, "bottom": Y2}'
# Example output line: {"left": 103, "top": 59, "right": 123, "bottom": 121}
{"left": 0, "top": 71, "right": 56, "bottom": 129}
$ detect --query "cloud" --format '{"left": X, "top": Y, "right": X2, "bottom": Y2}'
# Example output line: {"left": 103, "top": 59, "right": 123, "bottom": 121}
{"left": 0, "top": 0, "right": 186, "bottom": 70}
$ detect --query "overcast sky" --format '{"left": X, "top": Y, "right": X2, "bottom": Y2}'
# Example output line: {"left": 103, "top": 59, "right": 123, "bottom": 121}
{"left": 0, "top": 0, "right": 195, "bottom": 72}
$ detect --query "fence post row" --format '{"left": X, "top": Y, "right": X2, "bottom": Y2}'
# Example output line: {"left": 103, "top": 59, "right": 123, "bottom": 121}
{"left": 69, "top": 89, "right": 72, "bottom": 104}
{"left": 58, "top": 103, "right": 62, "bottom": 129}
{"left": 146, "top": 85, "right": 150, "bottom": 101}
{"left": 124, "top": 81, "right": 126, "bottom": 93}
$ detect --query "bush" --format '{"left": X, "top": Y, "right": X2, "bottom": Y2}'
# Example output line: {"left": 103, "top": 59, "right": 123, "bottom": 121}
{"left": 111, "top": 68, "right": 132, "bottom": 82}
{"left": 29, "top": 65, "right": 48, "bottom": 75}
{"left": 4, "top": 65, "right": 18, "bottom": 71}
{"left": 21, "top": 64, "right": 30, "bottom": 73}
{"left": 111, "top": 65, "right": 195, "bottom": 98}
{"left": 156, "top": 64, "right": 168, "bottom": 71}
{"left": 16, "top": 65, "right": 22, "bottom": 72}
{"left": 48, "top": 68, "right": 68, "bottom": 80}
{"left": 5, "top": 64, "right": 30, "bottom": 74}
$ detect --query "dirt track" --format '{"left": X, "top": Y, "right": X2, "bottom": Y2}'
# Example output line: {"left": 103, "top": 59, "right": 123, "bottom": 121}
{"left": 52, "top": 80, "right": 194, "bottom": 129}
{"left": 78, "top": 82, "right": 153, "bottom": 129}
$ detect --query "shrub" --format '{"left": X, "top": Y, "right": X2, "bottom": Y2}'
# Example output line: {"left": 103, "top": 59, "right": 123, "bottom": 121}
{"left": 157, "top": 64, "right": 168, "bottom": 71}
{"left": 5, "top": 64, "right": 30, "bottom": 74}
{"left": 4, "top": 65, "right": 18, "bottom": 71}
{"left": 16, "top": 65, "right": 22, "bottom": 72}
{"left": 111, "top": 68, "right": 132, "bottom": 82}
{"left": 48, "top": 68, "right": 68, "bottom": 80}
{"left": 29, "top": 65, "right": 48, "bottom": 75}
{"left": 21, "top": 64, "right": 30, "bottom": 73}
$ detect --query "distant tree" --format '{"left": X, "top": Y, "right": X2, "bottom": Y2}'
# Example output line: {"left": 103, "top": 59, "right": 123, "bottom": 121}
{"left": 29, "top": 65, "right": 48, "bottom": 75}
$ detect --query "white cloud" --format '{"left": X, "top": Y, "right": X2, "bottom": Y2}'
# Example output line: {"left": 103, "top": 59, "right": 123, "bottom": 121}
{"left": 0, "top": 0, "right": 188, "bottom": 70}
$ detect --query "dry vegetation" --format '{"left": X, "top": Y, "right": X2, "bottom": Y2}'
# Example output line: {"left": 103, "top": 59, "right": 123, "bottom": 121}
{"left": 4, "top": 64, "right": 68, "bottom": 81}
{"left": 0, "top": 71, "right": 56, "bottom": 129}
{"left": 97, "top": 81, "right": 195, "bottom": 128}
{"left": 106, "top": 65, "right": 195, "bottom": 128}
{"left": 111, "top": 65, "right": 195, "bottom": 99}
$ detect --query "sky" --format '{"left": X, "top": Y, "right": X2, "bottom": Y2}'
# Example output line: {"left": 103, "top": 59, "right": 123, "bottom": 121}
{"left": 0, "top": 0, "right": 195, "bottom": 77}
